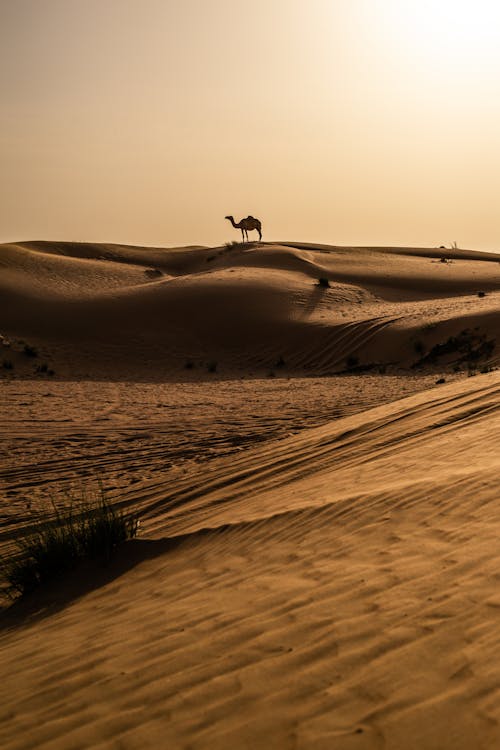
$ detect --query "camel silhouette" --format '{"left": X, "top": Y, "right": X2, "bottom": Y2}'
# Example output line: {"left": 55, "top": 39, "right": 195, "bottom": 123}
{"left": 225, "top": 215, "right": 262, "bottom": 242}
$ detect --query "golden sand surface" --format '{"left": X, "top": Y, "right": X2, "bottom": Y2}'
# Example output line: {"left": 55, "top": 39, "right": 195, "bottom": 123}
{"left": 1, "top": 241, "right": 500, "bottom": 748}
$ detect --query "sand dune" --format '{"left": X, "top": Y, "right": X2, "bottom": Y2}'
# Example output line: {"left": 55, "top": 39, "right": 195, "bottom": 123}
{"left": 1, "top": 240, "right": 500, "bottom": 748}
{"left": 1, "top": 371, "right": 500, "bottom": 748}
{"left": 2, "top": 240, "right": 500, "bottom": 378}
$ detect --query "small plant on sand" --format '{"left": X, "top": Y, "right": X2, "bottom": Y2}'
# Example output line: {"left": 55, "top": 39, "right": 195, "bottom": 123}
{"left": 207, "top": 360, "right": 218, "bottom": 373}
{"left": 317, "top": 277, "right": 331, "bottom": 288}
{"left": 23, "top": 343, "right": 38, "bottom": 358}
{"left": 346, "top": 355, "right": 359, "bottom": 369}
{"left": 1, "top": 488, "right": 138, "bottom": 598}
{"left": 224, "top": 241, "right": 246, "bottom": 250}
{"left": 413, "top": 340, "right": 425, "bottom": 355}
{"left": 144, "top": 267, "right": 163, "bottom": 278}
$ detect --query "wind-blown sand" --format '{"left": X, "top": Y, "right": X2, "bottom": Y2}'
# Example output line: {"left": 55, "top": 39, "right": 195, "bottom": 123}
{"left": 1, "top": 240, "right": 500, "bottom": 748}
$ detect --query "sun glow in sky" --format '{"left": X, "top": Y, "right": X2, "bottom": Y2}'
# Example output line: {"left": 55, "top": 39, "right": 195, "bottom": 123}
{"left": 1, "top": 0, "right": 500, "bottom": 250}
{"left": 385, "top": 0, "right": 500, "bottom": 51}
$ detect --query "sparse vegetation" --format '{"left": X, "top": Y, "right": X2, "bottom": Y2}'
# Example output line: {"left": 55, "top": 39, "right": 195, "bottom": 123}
{"left": 144, "top": 268, "right": 163, "bottom": 278}
{"left": 275, "top": 356, "right": 286, "bottom": 368}
{"left": 224, "top": 241, "right": 250, "bottom": 251}
{"left": 413, "top": 329, "right": 496, "bottom": 369}
{"left": 207, "top": 361, "right": 218, "bottom": 373}
{"left": 477, "top": 291, "right": 486, "bottom": 298}
{"left": 2, "top": 360, "right": 13, "bottom": 370}
{"left": 35, "top": 363, "right": 48, "bottom": 374}
{"left": 184, "top": 359, "right": 195, "bottom": 370}
{"left": 317, "top": 277, "right": 331, "bottom": 288}
{"left": 1, "top": 489, "right": 138, "bottom": 599}
{"left": 23, "top": 344, "right": 38, "bottom": 358}
{"left": 346, "top": 355, "right": 359, "bottom": 369}
{"left": 414, "top": 340, "right": 425, "bottom": 355}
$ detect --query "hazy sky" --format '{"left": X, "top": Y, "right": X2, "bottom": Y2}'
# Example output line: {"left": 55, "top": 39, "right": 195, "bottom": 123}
{"left": 1, "top": 0, "right": 500, "bottom": 249}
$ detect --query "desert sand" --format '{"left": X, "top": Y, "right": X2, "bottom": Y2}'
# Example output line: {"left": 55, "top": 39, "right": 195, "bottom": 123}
{"left": 1, "top": 239, "right": 500, "bottom": 748}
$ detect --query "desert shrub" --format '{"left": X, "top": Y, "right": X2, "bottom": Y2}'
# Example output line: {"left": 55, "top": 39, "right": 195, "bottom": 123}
{"left": 346, "top": 355, "right": 359, "bottom": 369}
{"left": 207, "top": 361, "right": 218, "bottom": 373}
{"left": 413, "top": 329, "right": 496, "bottom": 368}
{"left": 414, "top": 340, "right": 425, "bottom": 355}
{"left": 477, "top": 291, "right": 486, "bottom": 298}
{"left": 35, "top": 363, "right": 48, "bottom": 374}
{"left": 1, "top": 489, "right": 138, "bottom": 598}
{"left": 2, "top": 360, "right": 13, "bottom": 370}
{"left": 224, "top": 241, "right": 246, "bottom": 250}
{"left": 317, "top": 277, "right": 330, "bottom": 288}
{"left": 184, "top": 359, "right": 195, "bottom": 370}
{"left": 275, "top": 356, "right": 286, "bottom": 368}
{"left": 23, "top": 344, "right": 38, "bottom": 358}
{"left": 144, "top": 268, "right": 162, "bottom": 278}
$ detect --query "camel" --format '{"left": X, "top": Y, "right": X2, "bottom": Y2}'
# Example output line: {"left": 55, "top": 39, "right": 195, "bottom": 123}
{"left": 225, "top": 215, "right": 262, "bottom": 242}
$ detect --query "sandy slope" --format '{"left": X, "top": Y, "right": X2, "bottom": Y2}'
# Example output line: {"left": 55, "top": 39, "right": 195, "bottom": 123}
{"left": 1, "top": 372, "right": 500, "bottom": 749}
{"left": 1, "top": 240, "right": 500, "bottom": 748}
{"left": 0, "top": 373, "right": 449, "bottom": 528}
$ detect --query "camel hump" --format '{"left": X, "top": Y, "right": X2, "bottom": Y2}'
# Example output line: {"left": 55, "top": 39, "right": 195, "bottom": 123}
{"left": 246, "top": 215, "right": 256, "bottom": 221}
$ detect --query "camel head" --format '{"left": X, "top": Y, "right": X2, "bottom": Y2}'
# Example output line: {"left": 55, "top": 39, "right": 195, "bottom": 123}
{"left": 224, "top": 215, "right": 233, "bottom": 221}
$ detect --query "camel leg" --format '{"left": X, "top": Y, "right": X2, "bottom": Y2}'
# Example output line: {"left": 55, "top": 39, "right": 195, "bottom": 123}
{"left": 241, "top": 228, "right": 245, "bottom": 242}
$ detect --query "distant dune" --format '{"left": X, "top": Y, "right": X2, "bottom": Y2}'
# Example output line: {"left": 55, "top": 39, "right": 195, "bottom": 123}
{"left": 1, "top": 240, "right": 500, "bottom": 749}
{"left": 1, "top": 240, "right": 500, "bottom": 379}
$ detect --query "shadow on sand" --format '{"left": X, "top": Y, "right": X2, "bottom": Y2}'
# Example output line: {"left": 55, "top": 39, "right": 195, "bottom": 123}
{"left": 0, "top": 536, "right": 182, "bottom": 633}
